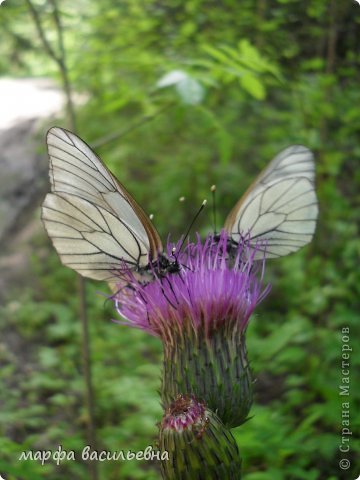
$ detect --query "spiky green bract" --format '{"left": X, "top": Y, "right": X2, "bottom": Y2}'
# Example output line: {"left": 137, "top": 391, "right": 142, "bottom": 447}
{"left": 159, "top": 395, "right": 241, "bottom": 480}
{"left": 161, "top": 327, "right": 252, "bottom": 428}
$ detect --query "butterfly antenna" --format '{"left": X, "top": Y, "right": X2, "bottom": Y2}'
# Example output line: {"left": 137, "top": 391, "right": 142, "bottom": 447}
{"left": 170, "top": 196, "right": 187, "bottom": 263}
{"left": 175, "top": 199, "right": 207, "bottom": 255}
{"left": 210, "top": 185, "right": 217, "bottom": 234}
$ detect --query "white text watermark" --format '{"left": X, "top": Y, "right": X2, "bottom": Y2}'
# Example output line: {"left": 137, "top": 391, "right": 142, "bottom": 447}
{"left": 19, "top": 445, "right": 168, "bottom": 466}
{"left": 338, "top": 327, "right": 352, "bottom": 471}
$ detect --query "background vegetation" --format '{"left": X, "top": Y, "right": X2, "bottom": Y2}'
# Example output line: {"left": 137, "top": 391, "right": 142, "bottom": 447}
{"left": 0, "top": 1, "right": 359, "bottom": 479}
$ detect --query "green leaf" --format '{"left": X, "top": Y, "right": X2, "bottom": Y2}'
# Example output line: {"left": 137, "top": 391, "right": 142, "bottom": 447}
{"left": 240, "top": 73, "right": 266, "bottom": 100}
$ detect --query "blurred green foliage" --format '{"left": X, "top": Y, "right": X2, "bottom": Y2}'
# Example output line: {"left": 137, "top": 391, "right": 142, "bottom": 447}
{"left": 1, "top": 0, "right": 360, "bottom": 479}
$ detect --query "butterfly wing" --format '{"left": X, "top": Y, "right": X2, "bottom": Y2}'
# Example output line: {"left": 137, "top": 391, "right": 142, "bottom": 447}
{"left": 41, "top": 127, "right": 162, "bottom": 283}
{"left": 224, "top": 145, "right": 318, "bottom": 259}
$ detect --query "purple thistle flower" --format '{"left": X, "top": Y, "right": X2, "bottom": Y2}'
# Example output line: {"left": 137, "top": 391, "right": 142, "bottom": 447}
{"left": 114, "top": 229, "right": 270, "bottom": 427}
{"left": 114, "top": 230, "right": 270, "bottom": 342}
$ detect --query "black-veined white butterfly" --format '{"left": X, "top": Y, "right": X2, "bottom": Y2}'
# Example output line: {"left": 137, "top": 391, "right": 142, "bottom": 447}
{"left": 221, "top": 145, "right": 318, "bottom": 259}
{"left": 41, "top": 127, "right": 180, "bottom": 290}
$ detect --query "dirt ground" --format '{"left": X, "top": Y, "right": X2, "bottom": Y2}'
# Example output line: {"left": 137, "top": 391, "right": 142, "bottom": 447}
{"left": 0, "top": 77, "right": 65, "bottom": 302}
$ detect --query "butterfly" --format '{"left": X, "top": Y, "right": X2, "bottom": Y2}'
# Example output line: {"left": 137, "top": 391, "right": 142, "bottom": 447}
{"left": 41, "top": 127, "right": 180, "bottom": 290}
{"left": 221, "top": 145, "right": 318, "bottom": 259}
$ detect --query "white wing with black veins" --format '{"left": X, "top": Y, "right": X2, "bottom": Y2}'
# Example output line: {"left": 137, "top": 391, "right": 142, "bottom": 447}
{"left": 224, "top": 146, "right": 318, "bottom": 259}
{"left": 42, "top": 127, "right": 161, "bottom": 282}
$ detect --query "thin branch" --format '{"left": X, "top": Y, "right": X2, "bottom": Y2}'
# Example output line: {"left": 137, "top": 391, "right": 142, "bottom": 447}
{"left": 77, "top": 275, "right": 99, "bottom": 480}
{"left": 47, "top": 4, "right": 98, "bottom": 479}
{"left": 50, "top": 0, "right": 66, "bottom": 63}
{"left": 27, "top": 2, "right": 98, "bottom": 479}
{"left": 91, "top": 101, "right": 175, "bottom": 149}
{"left": 25, "top": 0, "right": 59, "bottom": 64}
{"left": 326, "top": 0, "right": 337, "bottom": 74}
{"left": 49, "top": 0, "right": 77, "bottom": 129}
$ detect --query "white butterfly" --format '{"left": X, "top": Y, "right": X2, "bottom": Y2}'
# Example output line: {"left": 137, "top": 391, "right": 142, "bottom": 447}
{"left": 223, "top": 145, "right": 318, "bottom": 259}
{"left": 42, "top": 128, "right": 318, "bottom": 290}
{"left": 41, "top": 127, "right": 178, "bottom": 289}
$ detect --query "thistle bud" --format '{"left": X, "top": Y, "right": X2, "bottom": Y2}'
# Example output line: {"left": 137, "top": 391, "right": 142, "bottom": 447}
{"left": 159, "top": 395, "right": 242, "bottom": 480}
